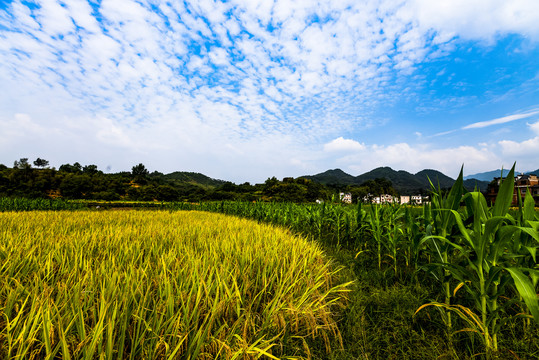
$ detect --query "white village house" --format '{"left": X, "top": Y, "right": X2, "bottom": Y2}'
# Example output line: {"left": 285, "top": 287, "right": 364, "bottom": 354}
{"left": 339, "top": 192, "right": 353, "bottom": 204}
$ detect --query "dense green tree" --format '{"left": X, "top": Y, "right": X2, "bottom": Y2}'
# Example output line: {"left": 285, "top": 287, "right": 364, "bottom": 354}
{"left": 0, "top": 160, "right": 410, "bottom": 203}
{"left": 263, "top": 177, "right": 279, "bottom": 196}
{"left": 59, "top": 174, "right": 92, "bottom": 199}
{"left": 59, "top": 163, "right": 82, "bottom": 173}
{"left": 155, "top": 185, "right": 179, "bottom": 201}
{"left": 305, "top": 179, "right": 328, "bottom": 201}
{"left": 14, "top": 158, "right": 31, "bottom": 170}
{"left": 132, "top": 163, "right": 149, "bottom": 177}
{"left": 220, "top": 182, "right": 237, "bottom": 192}
{"left": 237, "top": 182, "right": 254, "bottom": 193}
{"left": 82, "top": 164, "right": 100, "bottom": 175}
{"left": 132, "top": 163, "right": 149, "bottom": 184}
{"left": 33, "top": 158, "right": 49, "bottom": 168}
{"left": 92, "top": 191, "right": 120, "bottom": 201}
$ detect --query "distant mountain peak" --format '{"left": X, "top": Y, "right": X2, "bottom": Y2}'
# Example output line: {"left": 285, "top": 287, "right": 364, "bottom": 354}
{"left": 321, "top": 168, "right": 349, "bottom": 175}
{"left": 300, "top": 168, "right": 356, "bottom": 185}
{"left": 464, "top": 169, "right": 511, "bottom": 182}
{"left": 302, "top": 166, "right": 489, "bottom": 193}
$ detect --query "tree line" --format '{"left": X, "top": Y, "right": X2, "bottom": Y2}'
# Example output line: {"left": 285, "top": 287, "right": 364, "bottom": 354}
{"left": 0, "top": 158, "right": 400, "bottom": 203}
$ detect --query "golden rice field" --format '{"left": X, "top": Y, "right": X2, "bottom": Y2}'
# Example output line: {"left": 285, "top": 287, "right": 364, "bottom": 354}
{"left": 0, "top": 210, "right": 350, "bottom": 359}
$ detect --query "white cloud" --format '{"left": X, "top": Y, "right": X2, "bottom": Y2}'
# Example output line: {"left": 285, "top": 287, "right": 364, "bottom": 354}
{"left": 95, "top": 117, "right": 135, "bottom": 148}
{"left": 499, "top": 136, "right": 539, "bottom": 172}
{"left": 65, "top": 0, "right": 101, "bottom": 33}
{"left": 327, "top": 142, "right": 499, "bottom": 178}
{"left": 37, "top": 0, "right": 75, "bottom": 36}
{"left": 529, "top": 121, "right": 539, "bottom": 135}
{"left": 405, "top": 0, "right": 539, "bottom": 42}
{"left": 208, "top": 47, "right": 229, "bottom": 66}
{"left": 497, "top": 121, "right": 539, "bottom": 171}
{"left": 324, "top": 137, "right": 366, "bottom": 152}
{"left": 499, "top": 137, "right": 539, "bottom": 154}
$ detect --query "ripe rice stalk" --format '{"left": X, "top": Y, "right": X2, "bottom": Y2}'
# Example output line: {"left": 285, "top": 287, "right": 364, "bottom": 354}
{"left": 0, "top": 210, "right": 350, "bottom": 359}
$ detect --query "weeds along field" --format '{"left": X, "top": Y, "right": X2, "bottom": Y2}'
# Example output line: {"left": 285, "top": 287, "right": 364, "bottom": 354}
{"left": 0, "top": 210, "right": 350, "bottom": 359}
{"left": 0, "top": 197, "right": 86, "bottom": 211}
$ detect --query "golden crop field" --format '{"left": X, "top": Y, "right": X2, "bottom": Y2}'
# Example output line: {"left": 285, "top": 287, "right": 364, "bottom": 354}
{"left": 0, "top": 210, "right": 350, "bottom": 359}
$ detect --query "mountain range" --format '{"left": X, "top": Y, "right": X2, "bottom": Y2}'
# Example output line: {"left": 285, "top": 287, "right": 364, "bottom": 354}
{"left": 464, "top": 168, "right": 539, "bottom": 181}
{"left": 301, "top": 167, "right": 490, "bottom": 194}
{"left": 160, "top": 167, "right": 539, "bottom": 195}
{"left": 464, "top": 169, "right": 512, "bottom": 182}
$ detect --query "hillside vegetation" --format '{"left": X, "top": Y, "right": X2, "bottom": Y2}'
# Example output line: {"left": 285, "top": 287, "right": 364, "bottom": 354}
{"left": 0, "top": 159, "right": 519, "bottom": 202}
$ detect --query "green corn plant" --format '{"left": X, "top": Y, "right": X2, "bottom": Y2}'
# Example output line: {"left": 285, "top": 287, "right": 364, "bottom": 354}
{"left": 422, "top": 167, "right": 465, "bottom": 333}
{"left": 505, "top": 189, "right": 539, "bottom": 330}
{"left": 327, "top": 205, "right": 348, "bottom": 248}
{"left": 419, "top": 164, "right": 539, "bottom": 353}
{"left": 402, "top": 205, "right": 425, "bottom": 275}
{"left": 383, "top": 204, "right": 405, "bottom": 277}
{"left": 363, "top": 204, "right": 386, "bottom": 271}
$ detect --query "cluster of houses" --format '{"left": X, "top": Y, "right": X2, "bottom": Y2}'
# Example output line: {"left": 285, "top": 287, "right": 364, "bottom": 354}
{"left": 339, "top": 192, "right": 429, "bottom": 205}
{"left": 486, "top": 173, "right": 539, "bottom": 206}
{"left": 337, "top": 172, "right": 539, "bottom": 206}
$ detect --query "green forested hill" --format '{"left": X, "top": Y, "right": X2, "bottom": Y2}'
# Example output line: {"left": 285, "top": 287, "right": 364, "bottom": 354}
{"left": 355, "top": 167, "right": 424, "bottom": 194}
{"left": 162, "top": 171, "right": 226, "bottom": 187}
{"left": 301, "top": 169, "right": 357, "bottom": 185}
{"left": 414, "top": 169, "right": 454, "bottom": 188}
{"left": 303, "top": 167, "right": 490, "bottom": 194}
{"left": 463, "top": 179, "right": 490, "bottom": 192}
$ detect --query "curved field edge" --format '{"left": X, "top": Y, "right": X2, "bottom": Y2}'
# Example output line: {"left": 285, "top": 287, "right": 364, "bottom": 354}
{"left": 0, "top": 210, "right": 350, "bottom": 359}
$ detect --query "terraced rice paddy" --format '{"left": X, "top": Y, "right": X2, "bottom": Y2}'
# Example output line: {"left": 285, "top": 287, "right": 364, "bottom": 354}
{"left": 0, "top": 210, "right": 349, "bottom": 359}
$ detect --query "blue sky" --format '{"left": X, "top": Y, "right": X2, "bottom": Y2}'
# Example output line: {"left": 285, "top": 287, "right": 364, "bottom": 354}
{"left": 0, "top": 0, "right": 538, "bottom": 183}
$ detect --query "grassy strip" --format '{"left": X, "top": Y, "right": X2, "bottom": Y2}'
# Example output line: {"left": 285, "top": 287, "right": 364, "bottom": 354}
{"left": 0, "top": 197, "right": 86, "bottom": 211}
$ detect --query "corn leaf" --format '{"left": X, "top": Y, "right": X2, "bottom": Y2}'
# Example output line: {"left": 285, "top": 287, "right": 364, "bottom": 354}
{"left": 506, "top": 268, "right": 539, "bottom": 325}
{"left": 493, "top": 164, "right": 515, "bottom": 217}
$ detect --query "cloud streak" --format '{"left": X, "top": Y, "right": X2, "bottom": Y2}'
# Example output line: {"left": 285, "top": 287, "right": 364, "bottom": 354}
{"left": 463, "top": 109, "right": 539, "bottom": 129}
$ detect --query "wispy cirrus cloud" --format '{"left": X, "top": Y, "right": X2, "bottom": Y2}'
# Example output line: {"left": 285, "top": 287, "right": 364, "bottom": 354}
{"left": 432, "top": 108, "right": 539, "bottom": 137}
{"left": 463, "top": 109, "right": 539, "bottom": 129}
